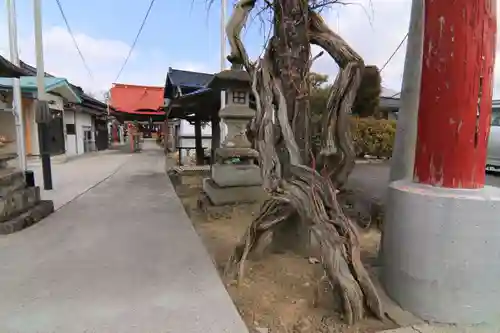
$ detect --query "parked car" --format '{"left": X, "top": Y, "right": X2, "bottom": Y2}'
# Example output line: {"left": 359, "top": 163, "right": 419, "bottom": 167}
{"left": 487, "top": 112, "right": 500, "bottom": 171}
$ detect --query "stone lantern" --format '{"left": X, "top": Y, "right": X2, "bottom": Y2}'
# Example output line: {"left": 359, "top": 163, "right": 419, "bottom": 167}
{"left": 202, "top": 65, "right": 264, "bottom": 205}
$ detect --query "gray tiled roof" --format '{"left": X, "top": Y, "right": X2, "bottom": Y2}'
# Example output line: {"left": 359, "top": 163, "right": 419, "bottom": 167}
{"left": 0, "top": 55, "right": 29, "bottom": 77}
{"left": 167, "top": 68, "right": 213, "bottom": 88}
{"left": 380, "top": 87, "right": 400, "bottom": 99}
{"left": 19, "top": 61, "right": 54, "bottom": 78}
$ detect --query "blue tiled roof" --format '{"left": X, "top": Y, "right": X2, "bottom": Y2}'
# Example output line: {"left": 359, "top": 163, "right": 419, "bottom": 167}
{"left": 167, "top": 68, "right": 213, "bottom": 88}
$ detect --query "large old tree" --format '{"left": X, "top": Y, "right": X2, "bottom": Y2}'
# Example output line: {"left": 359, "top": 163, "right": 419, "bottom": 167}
{"left": 223, "top": 0, "right": 384, "bottom": 324}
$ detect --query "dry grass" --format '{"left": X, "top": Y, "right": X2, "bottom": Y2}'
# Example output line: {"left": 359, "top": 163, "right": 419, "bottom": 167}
{"left": 171, "top": 173, "right": 397, "bottom": 333}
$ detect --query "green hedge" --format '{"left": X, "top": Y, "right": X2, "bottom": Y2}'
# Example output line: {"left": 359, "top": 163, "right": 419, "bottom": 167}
{"left": 351, "top": 117, "right": 396, "bottom": 158}
{"left": 311, "top": 117, "right": 396, "bottom": 158}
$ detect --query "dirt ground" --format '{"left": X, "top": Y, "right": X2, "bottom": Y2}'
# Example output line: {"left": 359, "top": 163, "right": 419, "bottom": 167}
{"left": 171, "top": 173, "right": 397, "bottom": 333}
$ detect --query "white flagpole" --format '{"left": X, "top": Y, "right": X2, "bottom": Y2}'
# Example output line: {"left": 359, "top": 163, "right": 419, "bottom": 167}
{"left": 6, "top": 0, "right": 27, "bottom": 171}
{"left": 219, "top": 0, "right": 227, "bottom": 143}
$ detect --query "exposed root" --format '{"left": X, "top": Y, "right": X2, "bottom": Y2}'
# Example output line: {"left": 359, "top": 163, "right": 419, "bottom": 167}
{"left": 224, "top": 0, "right": 384, "bottom": 324}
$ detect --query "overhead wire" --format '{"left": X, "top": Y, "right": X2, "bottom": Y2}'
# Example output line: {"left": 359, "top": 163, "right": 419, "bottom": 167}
{"left": 380, "top": 32, "right": 409, "bottom": 73}
{"left": 113, "top": 0, "right": 157, "bottom": 84}
{"left": 54, "top": 0, "right": 95, "bottom": 82}
{"left": 379, "top": 31, "right": 410, "bottom": 98}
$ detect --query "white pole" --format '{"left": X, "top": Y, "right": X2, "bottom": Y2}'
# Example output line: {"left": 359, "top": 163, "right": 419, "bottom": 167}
{"left": 389, "top": 0, "right": 424, "bottom": 182}
{"left": 6, "top": 0, "right": 27, "bottom": 171}
{"left": 380, "top": 0, "right": 424, "bottom": 262}
{"left": 34, "top": 0, "right": 54, "bottom": 190}
{"left": 33, "top": 0, "right": 46, "bottom": 102}
{"left": 219, "top": 0, "right": 227, "bottom": 143}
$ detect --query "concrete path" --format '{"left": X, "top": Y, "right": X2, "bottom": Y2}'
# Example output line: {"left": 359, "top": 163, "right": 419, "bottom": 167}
{"left": 0, "top": 141, "right": 248, "bottom": 333}
{"left": 347, "top": 161, "right": 500, "bottom": 204}
{"left": 380, "top": 324, "right": 495, "bottom": 332}
{"left": 30, "top": 150, "right": 132, "bottom": 210}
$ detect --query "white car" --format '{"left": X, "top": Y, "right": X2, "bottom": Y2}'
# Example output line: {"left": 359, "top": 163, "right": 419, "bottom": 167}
{"left": 487, "top": 112, "right": 500, "bottom": 171}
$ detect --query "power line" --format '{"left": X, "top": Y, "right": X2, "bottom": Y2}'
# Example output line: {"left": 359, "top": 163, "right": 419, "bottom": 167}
{"left": 54, "top": 0, "right": 95, "bottom": 81}
{"left": 380, "top": 32, "right": 409, "bottom": 73}
{"left": 113, "top": 0, "right": 156, "bottom": 83}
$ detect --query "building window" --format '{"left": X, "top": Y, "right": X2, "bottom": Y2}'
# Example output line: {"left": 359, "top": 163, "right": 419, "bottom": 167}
{"left": 66, "top": 124, "right": 76, "bottom": 135}
{"left": 232, "top": 91, "right": 246, "bottom": 104}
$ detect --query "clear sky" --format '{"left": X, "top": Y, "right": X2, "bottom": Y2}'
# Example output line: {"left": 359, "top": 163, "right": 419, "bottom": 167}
{"left": 1, "top": 0, "right": 497, "bottom": 99}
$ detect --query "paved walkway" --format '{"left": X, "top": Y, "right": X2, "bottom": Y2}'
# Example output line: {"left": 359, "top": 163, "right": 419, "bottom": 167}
{"left": 0, "top": 141, "right": 248, "bottom": 333}
{"left": 347, "top": 161, "right": 500, "bottom": 204}
{"left": 30, "top": 149, "right": 132, "bottom": 210}
{"left": 381, "top": 324, "right": 495, "bottom": 332}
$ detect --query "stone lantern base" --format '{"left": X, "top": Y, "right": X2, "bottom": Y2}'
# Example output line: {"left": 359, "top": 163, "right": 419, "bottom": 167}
{"left": 202, "top": 148, "right": 265, "bottom": 205}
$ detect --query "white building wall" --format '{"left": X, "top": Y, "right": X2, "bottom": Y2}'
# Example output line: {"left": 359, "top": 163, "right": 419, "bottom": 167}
{"left": 178, "top": 120, "right": 213, "bottom": 164}
{"left": 63, "top": 109, "right": 93, "bottom": 156}
{"left": 64, "top": 109, "right": 78, "bottom": 156}
{"left": 76, "top": 112, "right": 93, "bottom": 154}
{"left": 179, "top": 119, "right": 212, "bottom": 137}
{"left": 178, "top": 137, "right": 212, "bottom": 164}
{"left": 46, "top": 93, "right": 65, "bottom": 111}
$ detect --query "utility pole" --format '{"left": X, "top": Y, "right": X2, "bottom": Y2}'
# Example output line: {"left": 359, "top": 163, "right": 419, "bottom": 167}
{"left": 219, "top": 0, "right": 227, "bottom": 144}
{"left": 379, "top": 0, "right": 424, "bottom": 262}
{"left": 389, "top": 0, "right": 424, "bottom": 182}
{"left": 6, "top": 0, "right": 27, "bottom": 172}
{"left": 34, "top": 0, "right": 53, "bottom": 190}
{"left": 382, "top": 0, "right": 499, "bottom": 325}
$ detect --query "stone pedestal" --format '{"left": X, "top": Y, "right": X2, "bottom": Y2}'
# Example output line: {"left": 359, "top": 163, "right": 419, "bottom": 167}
{"left": 382, "top": 180, "right": 500, "bottom": 324}
{"left": 203, "top": 178, "right": 264, "bottom": 205}
{"left": 0, "top": 154, "right": 54, "bottom": 234}
{"left": 203, "top": 147, "right": 265, "bottom": 205}
{"left": 211, "top": 163, "right": 261, "bottom": 187}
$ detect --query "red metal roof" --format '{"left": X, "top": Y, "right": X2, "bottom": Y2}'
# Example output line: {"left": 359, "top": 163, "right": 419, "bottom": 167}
{"left": 110, "top": 83, "right": 165, "bottom": 114}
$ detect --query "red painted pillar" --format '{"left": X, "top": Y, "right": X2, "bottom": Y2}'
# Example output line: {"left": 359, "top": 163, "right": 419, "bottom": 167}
{"left": 414, "top": 0, "right": 497, "bottom": 188}
{"left": 128, "top": 123, "right": 134, "bottom": 152}
{"left": 112, "top": 124, "right": 118, "bottom": 143}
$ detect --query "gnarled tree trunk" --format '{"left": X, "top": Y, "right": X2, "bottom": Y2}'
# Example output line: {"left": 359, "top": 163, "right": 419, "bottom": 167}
{"left": 273, "top": 0, "right": 311, "bottom": 166}
{"left": 224, "top": 0, "right": 384, "bottom": 324}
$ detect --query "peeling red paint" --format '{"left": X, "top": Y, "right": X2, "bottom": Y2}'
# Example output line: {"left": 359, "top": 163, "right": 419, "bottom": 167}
{"left": 414, "top": 0, "right": 497, "bottom": 188}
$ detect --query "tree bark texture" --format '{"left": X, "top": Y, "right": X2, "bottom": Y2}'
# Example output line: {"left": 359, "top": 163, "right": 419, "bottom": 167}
{"left": 273, "top": 0, "right": 311, "bottom": 166}
{"left": 224, "top": 0, "right": 384, "bottom": 324}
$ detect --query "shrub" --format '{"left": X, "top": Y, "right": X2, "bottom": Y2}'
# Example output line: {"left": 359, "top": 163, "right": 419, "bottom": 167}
{"left": 352, "top": 65, "right": 382, "bottom": 118}
{"left": 351, "top": 117, "right": 396, "bottom": 158}
{"left": 311, "top": 117, "right": 396, "bottom": 159}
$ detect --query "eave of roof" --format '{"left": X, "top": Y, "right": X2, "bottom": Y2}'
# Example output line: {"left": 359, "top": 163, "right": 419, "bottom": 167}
{"left": 206, "top": 69, "right": 251, "bottom": 90}
{"left": 113, "top": 109, "right": 165, "bottom": 116}
{"left": 0, "top": 76, "right": 81, "bottom": 103}
{"left": 82, "top": 93, "right": 107, "bottom": 108}
{"left": 166, "top": 68, "right": 214, "bottom": 88}
{"left": 0, "top": 55, "right": 29, "bottom": 77}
